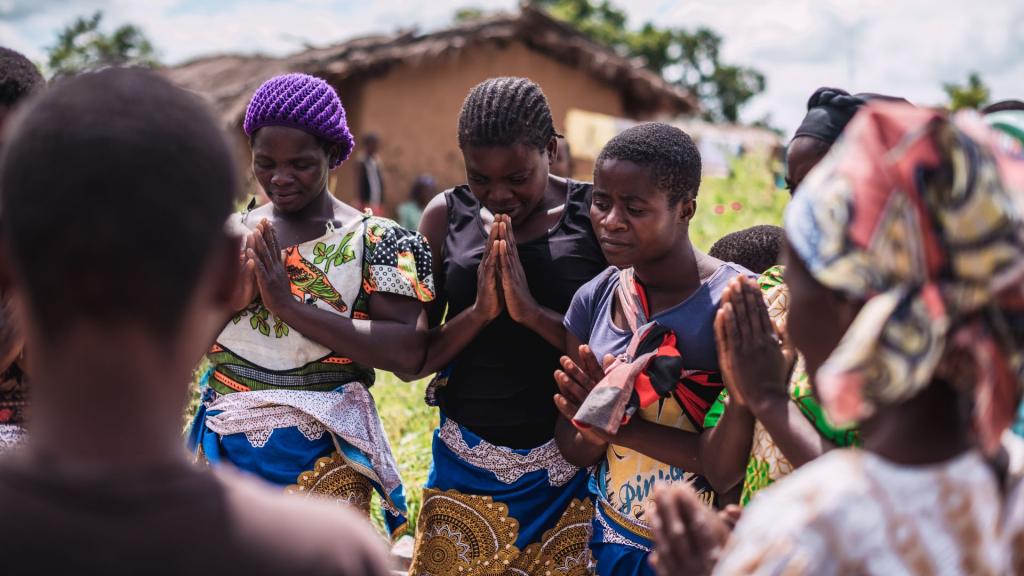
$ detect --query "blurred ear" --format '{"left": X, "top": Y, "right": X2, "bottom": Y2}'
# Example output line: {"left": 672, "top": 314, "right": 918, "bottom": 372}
{"left": 327, "top": 143, "right": 342, "bottom": 168}
{"left": 678, "top": 199, "right": 697, "bottom": 223}
{"left": 545, "top": 137, "right": 558, "bottom": 165}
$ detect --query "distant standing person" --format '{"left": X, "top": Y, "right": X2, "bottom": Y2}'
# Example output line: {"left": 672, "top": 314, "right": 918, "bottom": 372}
{"left": 357, "top": 132, "right": 385, "bottom": 215}
{"left": 397, "top": 175, "right": 436, "bottom": 231}
{"left": 551, "top": 135, "right": 575, "bottom": 178}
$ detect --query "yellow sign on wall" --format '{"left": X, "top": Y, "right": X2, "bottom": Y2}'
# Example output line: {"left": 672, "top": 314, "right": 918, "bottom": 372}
{"left": 564, "top": 109, "right": 636, "bottom": 161}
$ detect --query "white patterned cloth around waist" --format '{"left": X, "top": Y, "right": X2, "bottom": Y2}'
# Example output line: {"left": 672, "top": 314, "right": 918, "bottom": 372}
{"left": 436, "top": 417, "right": 580, "bottom": 487}
{"left": 203, "top": 385, "right": 402, "bottom": 498}
{"left": 0, "top": 424, "right": 26, "bottom": 452}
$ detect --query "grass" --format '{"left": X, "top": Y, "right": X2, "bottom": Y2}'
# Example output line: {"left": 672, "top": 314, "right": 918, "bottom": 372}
{"left": 368, "top": 373, "right": 437, "bottom": 535}
{"left": 690, "top": 153, "right": 789, "bottom": 253}
{"left": 190, "top": 153, "right": 789, "bottom": 537}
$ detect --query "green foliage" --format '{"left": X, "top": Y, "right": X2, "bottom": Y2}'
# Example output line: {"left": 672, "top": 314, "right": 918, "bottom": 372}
{"left": 46, "top": 11, "right": 158, "bottom": 79}
{"left": 690, "top": 153, "right": 789, "bottom": 252}
{"left": 943, "top": 72, "right": 990, "bottom": 111}
{"left": 454, "top": 7, "right": 487, "bottom": 22}
{"left": 543, "top": 0, "right": 628, "bottom": 48}
{"left": 530, "top": 0, "right": 765, "bottom": 122}
{"left": 707, "top": 65, "right": 767, "bottom": 126}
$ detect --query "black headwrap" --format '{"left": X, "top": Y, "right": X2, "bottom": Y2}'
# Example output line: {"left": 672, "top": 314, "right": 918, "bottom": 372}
{"left": 793, "top": 87, "right": 910, "bottom": 145}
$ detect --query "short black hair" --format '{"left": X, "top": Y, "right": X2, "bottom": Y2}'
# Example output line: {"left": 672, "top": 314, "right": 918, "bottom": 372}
{"left": 458, "top": 77, "right": 556, "bottom": 150}
{"left": 596, "top": 122, "right": 702, "bottom": 205}
{"left": 708, "top": 225, "right": 785, "bottom": 275}
{"left": 0, "top": 47, "right": 45, "bottom": 107}
{"left": 0, "top": 68, "right": 236, "bottom": 340}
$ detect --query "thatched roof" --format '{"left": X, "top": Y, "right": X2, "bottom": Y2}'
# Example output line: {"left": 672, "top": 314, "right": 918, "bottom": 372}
{"left": 164, "top": 5, "right": 697, "bottom": 127}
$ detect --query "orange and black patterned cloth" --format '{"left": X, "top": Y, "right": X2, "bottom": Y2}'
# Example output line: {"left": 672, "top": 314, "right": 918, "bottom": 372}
{"left": 189, "top": 210, "right": 433, "bottom": 539}
{"left": 208, "top": 213, "right": 433, "bottom": 395}
{"left": 571, "top": 267, "right": 723, "bottom": 436}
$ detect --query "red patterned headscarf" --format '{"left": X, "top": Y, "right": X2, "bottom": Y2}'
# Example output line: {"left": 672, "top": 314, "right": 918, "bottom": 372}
{"left": 785, "top": 103, "right": 1024, "bottom": 452}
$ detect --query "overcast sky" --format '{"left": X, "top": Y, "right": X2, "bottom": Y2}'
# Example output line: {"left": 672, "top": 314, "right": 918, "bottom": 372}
{"left": 3, "top": 0, "right": 1021, "bottom": 134}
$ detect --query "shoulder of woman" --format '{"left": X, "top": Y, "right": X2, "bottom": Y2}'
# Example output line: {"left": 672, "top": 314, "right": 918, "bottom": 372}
{"left": 707, "top": 255, "right": 759, "bottom": 281}
{"left": 563, "top": 178, "right": 593, "bottom": 203}
{"left": 422, "top": 190, "right": 451, "bottom": 216}
{"left": 418, "top": 191, "right": 452, "bottom": 241}
{"left": 576, "top": 265, "right": 621, "bottom": 302}
{"left": 226, "top": 210, "right": 258, "bottom": 235}
{"left": 567, "top": 178, "right": 592, "bottom": 192}
{"left": 444, "top": 184, "right": 477, "bottom": 205}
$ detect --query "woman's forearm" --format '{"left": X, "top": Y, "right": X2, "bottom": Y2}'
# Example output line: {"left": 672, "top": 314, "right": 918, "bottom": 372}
{"left": 274, "top": 299, "right": 426, "bottom": 374}
{"left": 520, "top": 305, "right": 568, "bottom": 350}
{"left": 400, "top": 305, "right": 493, "bottom": 380}
{"left": 699, "top": 398, "right": 755, "bottom": 493}
{"left": 555, "top": 417, "right": 607, "bottom": 468}
{"left": 750, "top": 395, "right": 836, "bottom": 468}
{"left": 616, "top": 418, "right": 704, "bottom": 475}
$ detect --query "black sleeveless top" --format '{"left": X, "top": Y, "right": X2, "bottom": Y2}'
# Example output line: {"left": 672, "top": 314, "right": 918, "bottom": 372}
{"left": 439, "top": 180, "right": 607, "bottom": 449}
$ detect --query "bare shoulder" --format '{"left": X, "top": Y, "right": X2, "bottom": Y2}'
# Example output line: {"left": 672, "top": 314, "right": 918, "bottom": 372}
{"left": 225, "top": 202, "right": 274, "bottom": 235}
{"left": 214, "top": 468, "right": 393, "bottom": 576}
{"left": 695, "top": 250, "right": 728, "bottom": 282}
{"left": 331, "top": 197, "right": 367, "bottom": 227}
{"left": 418, "top": 190, "right": 450, "bottom": 245}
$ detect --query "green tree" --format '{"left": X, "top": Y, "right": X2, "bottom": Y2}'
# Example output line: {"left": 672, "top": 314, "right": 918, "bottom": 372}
{"left": 46, "top": 11, "right": 158, "bottom": 79}
{"left": 943, "top": 72, "right": 990, "bottom": 111}
{"left": 541, "top": 0, "right": 628, "bottom": 48}
{"left": 454, "top": 7, "right": 487, "bottom": 22}
{"left": 531, "top": 0, "right": 765, "bottom": 122}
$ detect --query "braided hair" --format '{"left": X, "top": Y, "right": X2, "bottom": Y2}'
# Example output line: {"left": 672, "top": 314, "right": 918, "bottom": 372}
{"left": 457, "top": 77, "right": 556, "bottom": 151}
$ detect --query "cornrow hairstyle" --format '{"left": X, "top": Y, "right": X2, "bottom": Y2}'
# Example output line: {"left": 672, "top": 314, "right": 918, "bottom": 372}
{"left": 0, "top": 47, "right": 45, "bottom": 107}
{"left": 457, "top": 77, "right": 556, "bottom": 151}
{"left": 708, "top": 225, "right": 785, "bottom": 275}
{"left": 596, "top": 122, "right": 702, "bottom": 205}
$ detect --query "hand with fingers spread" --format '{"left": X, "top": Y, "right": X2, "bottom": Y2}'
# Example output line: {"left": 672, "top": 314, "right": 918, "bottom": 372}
{"left": 471, "top": 216, "right": 505, "bottom": 323}
{"left": 250, "top": 219, "right": 296, "bottom": 316}
{"left": 494, "top": 214, "right": 540, "bottom": 325}
{"left": 230, "top": 233, "right": 259, "bottom": 312}
{"left": 716, "top": 276, "right": 789, "bottom": 411}
{"left": 648, "top": 483, "right": 731, "bottom": 576}
{"left": 553, "top": 344, "right": 618, "bottom": 446}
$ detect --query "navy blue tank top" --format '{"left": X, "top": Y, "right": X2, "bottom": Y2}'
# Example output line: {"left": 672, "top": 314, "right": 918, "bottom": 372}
{"left": 439, "top": 180, "right": 607, "bottom": 448}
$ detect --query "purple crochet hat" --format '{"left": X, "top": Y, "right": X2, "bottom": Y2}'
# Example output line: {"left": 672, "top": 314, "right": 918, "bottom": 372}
{"left": 243, "top": 73, "right": 354, "bottom": 168}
